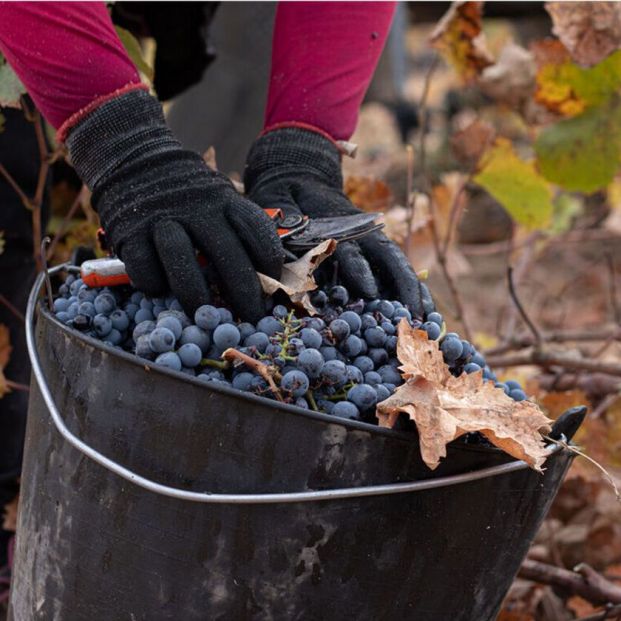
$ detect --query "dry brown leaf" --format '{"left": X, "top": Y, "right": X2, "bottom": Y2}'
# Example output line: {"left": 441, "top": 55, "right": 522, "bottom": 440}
{"left": 450, "top": 119, "right": 496, "bottom": 165}
{"left": 257, "top": 240, "right": 337, "bottom": 314}
{"left": 344, "top": 176, "right": 393, "bottom": 213}
{"left": 430, "top": 1, "right": 493, "bottom": 83}
{"left": 546, "top": 2, "right": 621, "bottom": 67}
{"left": 203, "top": 146, "right": 218, "bottom": 171}
{"left": 479, "top": 43, "right": 536, "bottom": 106}
{"left": 376, "top": 321, "right": 552, "bottom": 471}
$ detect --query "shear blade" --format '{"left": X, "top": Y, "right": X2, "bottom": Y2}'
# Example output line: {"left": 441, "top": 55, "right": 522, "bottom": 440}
{"left": 285, "top": 213, "right": 383, "bottom": 249}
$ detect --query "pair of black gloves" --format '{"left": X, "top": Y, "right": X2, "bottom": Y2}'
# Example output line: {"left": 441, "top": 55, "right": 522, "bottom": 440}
{"left": 67, "top": 90, "right": 426, "bottom": 323}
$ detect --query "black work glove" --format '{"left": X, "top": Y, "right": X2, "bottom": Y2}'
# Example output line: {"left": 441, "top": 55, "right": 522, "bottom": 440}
{"left": 244, "top": 127, "right": 426, "bottom": 319}
{"left": 65, "top": 89, "right": 283, "bottom": 322}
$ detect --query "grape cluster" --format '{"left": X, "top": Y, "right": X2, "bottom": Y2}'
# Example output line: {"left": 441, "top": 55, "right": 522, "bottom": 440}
{"left": 52, "top": 275, "right": 528, "bottom": 425}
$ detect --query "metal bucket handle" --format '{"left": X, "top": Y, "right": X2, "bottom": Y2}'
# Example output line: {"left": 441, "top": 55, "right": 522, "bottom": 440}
{"left": 26, "top": 266, "right": 560, "bottom": 505}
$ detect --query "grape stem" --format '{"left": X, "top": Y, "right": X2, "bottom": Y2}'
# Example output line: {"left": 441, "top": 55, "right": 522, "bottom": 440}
{"left": 201, "top": 359, "right": 229, "bottom": 370}
{"left": 221, "top": 348, "right": 284, "bottom": 401}
{"left": 507, "top": 265, "right": 542, "bottom": 345}
{"left": 306, "top": 390, "right": 318, "bottom": 411}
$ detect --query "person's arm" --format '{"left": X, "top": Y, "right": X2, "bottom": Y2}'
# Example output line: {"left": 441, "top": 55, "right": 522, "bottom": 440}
{"left": 245, "top": 3, "right": 430, "bottom": 318}
{"left": 265, "top": 2, "right": 396, "bottom": 140}
{"left": 0, "top": 3, "right": 284, "bottom": 320}
{"left": 0, "top": 2, "right": 143, "bottom": 133}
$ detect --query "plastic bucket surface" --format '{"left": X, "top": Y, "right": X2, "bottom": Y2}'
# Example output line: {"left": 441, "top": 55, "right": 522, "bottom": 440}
{"left": 9, "top": 298, "right": 573, "bottom": 621}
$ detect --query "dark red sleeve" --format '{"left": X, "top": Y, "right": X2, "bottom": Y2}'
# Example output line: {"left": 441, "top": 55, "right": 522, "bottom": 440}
{"left": 0, "top": 2, "right": 141, "bottom": 131}
{"left": 266, "top": 2, "right": 396, "bottom": 141}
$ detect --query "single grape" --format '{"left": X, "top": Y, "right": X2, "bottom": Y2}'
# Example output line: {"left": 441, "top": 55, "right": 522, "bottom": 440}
{"left": 440, "top": 336, "right": 463, "bottom": 362}
{"left": 140, "top": 298, "right": 154, "bottom": 311}
{"left": 179, "top": 325, "right": 211, "bottom": 353}
{"left": 320, "top": 360, "right": 348, "bottom": 385}
{"left": 360, "top": 313, "right": 378, "bottom": 330}
{"left": 177, "top": 343, "right": 202, "bottom": 367}
{"left": 238, "top": 322, "right": 256, "bottom": 341}
{"left": 77, "top": 288, "right": 97, "bottom": 303}
{"left": 393, "top": 308, "right": 412, "bottom": 322}
{"left": 365, "top": 300, "right": 380, "bottom": 313}
{"left": 56, "top": 311, "right": 70, "bottom": 324}
{"left": 375, "top": 384, "right": 391, "bottom": 402}
{"left": 310, "top": 290, "right": 328, "bottom": 310}
{"left": 195, "top": 305, "right": 220, "bottom": 330}
{"left": 320, "top": 346, "right": 338, "bottom": 361}
{"left": 332, "top": 401, "right": 360, "bottom": 420}
{"left": 378, "top": 300, "right": 395, "bottom": 318}
{"left": 364, "top": 327, "right": 387, "bottom": 348}
{"left": 300, "top": 328, "right": 322, "bottom": 349}
{"left": 155, "top": 351, "right": 182, "bottom": 371}
{"left": 257, "top": 316, "right": 281, "bottom": 336}
{"left": 129, "top": 291, "right": 143, "bottom": 305}
{"left": 265, "top": 343, "right": 282, "bottom": 357}
{"left": 364, "top": 371, "right": 382, "bottom": 386}
{"left": 135, "top": 335, "right": 154, "bottom": 360}
{"left": 471, "top": 352, "right": 486, "bottom": 368}
{"left": 232, "top": 372, "right": 255, "bottom": 392}
{"left": 463, "top": 363, "right": 481, "bottom": 374}
{"left": 505, "top": 380, "right": 522, "bottom": 391}
{"left": 93, "top": 293, "right": 116, "bottom": 315}
{"left": 347, "top": 384, "right": 377, "bottom": 411}
{"left": 368, "top": 348, "right": 389, "bottom": 368}
{"left": 341, "top": 334, "right": 363, "bottom": 358}
{"left": 152, "top": 305, "right": 166, "bottom": 319}
{"left": 53, "top": 297, "right": 70, "bottom": 313}
{"left": 340, "top": 310, "right": 362, "bottom": 333}
{"left": 495, "top": 382, "right": 510, "bottom": 395}
{"left": 148, "top": 327, "right": 176, "bottom": 353}
{"left": 158, "top": 309, "right": 191, "bottom": 328}
{"left": 244, "top": 332, "right": 270, "bottom": 353}
{"left": 124, "top": 303, "right": 139, "bottom": 321}
{"left": 69, "top": 278, "right": 83, "bottom": 296}
{"left": 93, "top": 314, "right": 112, "bottom": 337}
{"left": 380, "top": 321, "right": 396, "bottom": 336}
{"left": 78, "top": 302, "right": 96, "bottom": 318}
{"left": 422, "top": 321, "right": 441, "bottom": 340}
{"left": 426, "top": 311, "right": 443, "bottom": 327}
{"left": 213, "top": 324, "right": 241, "bottom": 350}
{"left": 133, "top": 320, "right": 156, "bottom": 341}
{"left": 295, "top": 397, "right": 309, "bottom": 409}
{"left": 353, "top": 356, "right": 374, "bottom": 374}
{"left": 281, "top": 370, "right": 310, "bottom": 397}
{"left": 73, "top": 314, "right": 91, "bottom": 331}
{"left": 385, "top": 336, "right": 397, "bottom": 354}
{"left": 134, "top": 308, "right": 154, "bottom": 323}
{"left": 377, "top": 365, "right": 402, "bottom": 386}
{"left": 329, "top": 285, "right": 349, "bottom": 307}
{"left": 330, "top": 319, "right": 351, "bottom": 341}
{"left": 110, "top": 309, "right": 130, "bottom": 332}
{"left": 104, "top": 328, "right": 123, "bottom": 346}
{"left": 346, "top": 364, "right": 364, "bottom": 384}
{"left": 317, "top": 399, "right": 335, "bottom": 414}
{"left": 297, "top": 348, "right": 324, "bottom": 379}
{"left": 509, "top": 388, "right": 527, "bottom": 402}
{"left": 272, "top": 304, "right": 288, "bottom": 320}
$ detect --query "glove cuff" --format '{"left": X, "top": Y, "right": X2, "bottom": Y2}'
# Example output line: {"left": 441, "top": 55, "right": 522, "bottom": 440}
{"left": 244, "top": 126, "right": 343, "bottom": 193}
{"left": 65, "top": 89, "right": 182, "bottom": 191}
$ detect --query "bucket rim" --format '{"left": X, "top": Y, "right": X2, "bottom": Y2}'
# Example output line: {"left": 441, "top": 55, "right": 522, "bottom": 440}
{"left": 40, "top": 300, "right": 509, "bottom": 458}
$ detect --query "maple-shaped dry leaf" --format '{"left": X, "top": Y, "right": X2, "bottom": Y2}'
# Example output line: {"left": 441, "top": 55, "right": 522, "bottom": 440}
{"left": 377, "top": 322, "right": 552, "bottom": 471}
{"left": 546, "top": 1, "right": 621, "bottom": 68}
{"left": 430, "top": 1, "right": 493, "bottom": 83}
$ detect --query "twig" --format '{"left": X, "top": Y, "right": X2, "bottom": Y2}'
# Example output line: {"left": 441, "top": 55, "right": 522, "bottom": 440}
{"left": 0, "top": 163, "right": 31, "bottom": 209}
{"left": 416, "top": 54, "right": 439, "bottom": 186}
{"left": 544, "top": 435, "right": 620, "bottom": 501}
{"left": 405, "top": 144, "right": 415, "bottom": 259}
{"left": 507, "top": 265, "right": 542, "bottom": 345}
{"left": 0, "top": 294, "right": 25, "bottom": 323}
{"left": 221, "top": 348, "right": 283, "bottom": 402}
{"left": 46, "top": 185, "right": 87, "bottom": 261}
{"left": 441, "top": 176, "right": 469, "bottom": 256}
{"left": 5, "top": 380, "right": 29, "bottom": 393}
{"left": 484, "top": 326, "right": 621, "bottom": 356}
{"left": 590, "top": 393, "right": 621, "bottom": 420}
{"left": 487, "top": 349, "right": 621, "bottom": 377}
{"left": 607, "top": 254, "right": 621, "bottom": 325}
{"left": 518, "top": 559, "right": 621, "bottom": 604}
{"left": 538, "top": 373, "right": 621, "bottom": 399}
{"left": 574, "top": 604, "right": 621, "bottom": 621}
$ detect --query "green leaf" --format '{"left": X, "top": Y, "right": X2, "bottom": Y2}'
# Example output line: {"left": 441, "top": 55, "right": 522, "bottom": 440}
{"left": 535, "top": 97, "right": 621, "bottom": 193}
{"left": 115, "top": 26, "right": 154, "bottom": 82}
{"left": 0, "top": 53, "right": 26, "bottom": 108}
{"left": 473, "top": 138, "right": 553, "bottom": 229}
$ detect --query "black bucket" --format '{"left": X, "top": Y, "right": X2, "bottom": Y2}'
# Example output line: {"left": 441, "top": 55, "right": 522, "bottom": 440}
{"left": 10, "top": 269, "right": 574, "bottom": 621}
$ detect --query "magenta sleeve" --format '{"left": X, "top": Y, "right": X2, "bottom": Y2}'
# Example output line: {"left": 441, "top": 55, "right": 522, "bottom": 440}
{"left": 265, "top": 2, "right": 396, "bottom": 141}
{"left": 0, "top": 2, "right": 141, "bottom": 129}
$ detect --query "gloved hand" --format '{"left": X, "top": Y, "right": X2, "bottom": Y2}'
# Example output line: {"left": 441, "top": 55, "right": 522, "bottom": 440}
{"left": 244, "top": 127, "right": 427, "bottom": 319}
{"left": 65, "top": 89, "right": 284, "bottom": 322}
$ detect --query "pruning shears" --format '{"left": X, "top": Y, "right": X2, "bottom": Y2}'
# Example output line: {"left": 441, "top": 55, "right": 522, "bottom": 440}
{"left": 80, "top": 208, "right": 383, "bottom": 288}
